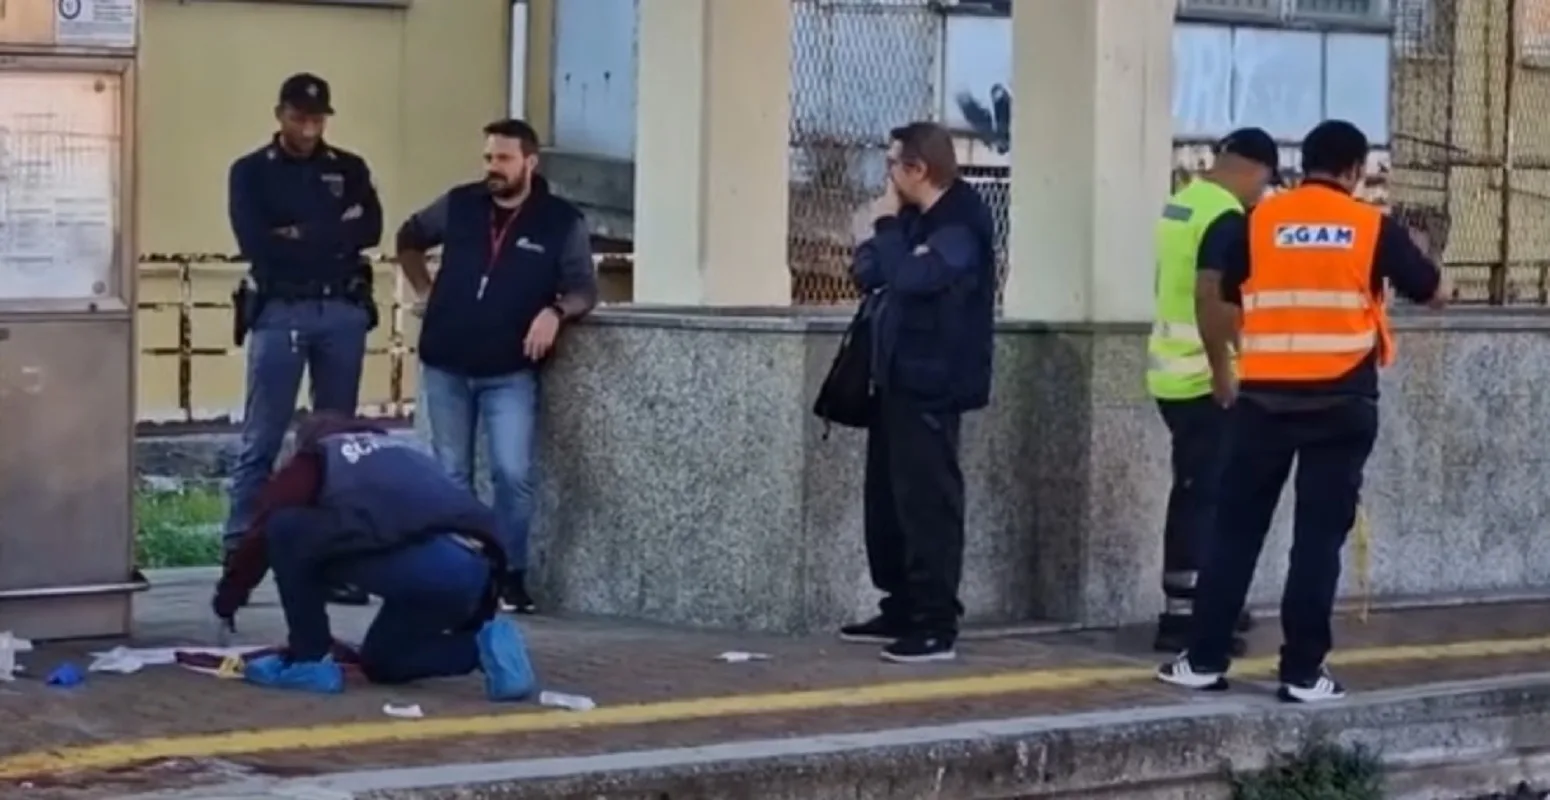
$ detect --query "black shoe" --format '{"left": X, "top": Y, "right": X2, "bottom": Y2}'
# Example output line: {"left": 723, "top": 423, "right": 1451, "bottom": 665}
{"left": 1155, "top": 653, "right": 1229, "bottom": 691}
{"left": 1236, "top": 609, "right": 1256, "bottom": 633}
{"left": 499, "top": 571, "right": 536, "bottom": 615}
{"left": 1277, "top": 666, "right": 1346, "bottom": 703}
{"left": 328, "top": 584, "right": 370, "bottom": 606}
{"left": 1152, "top": 614, "right": 1247, "bottom": 657}
{"left": 838, "top": 614, "right": 911, "bottom": 644}
{"left": 880, "top": 633, "right": 957, "bottom": 664}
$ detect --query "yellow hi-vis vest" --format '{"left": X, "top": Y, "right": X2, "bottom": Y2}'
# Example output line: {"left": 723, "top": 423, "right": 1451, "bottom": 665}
{"left": 1146, "top": 179, "right": 1244, "bottom": 400}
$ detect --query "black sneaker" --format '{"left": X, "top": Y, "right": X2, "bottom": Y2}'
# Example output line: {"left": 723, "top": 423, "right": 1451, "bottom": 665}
{"left": 327, "top": 584, "right": 370, "bottom": 606}
{"left": 838, "top": 615, "right": 910, "bottom": 644}
{"left": 1236, "top": 609, "right": 1256, "bottom": 633}
{"left": 499, "top": 572, "right": 536, "bottom": 615}
{"left": 1155, "top": 653, "right": 1229, "bottom": 691}
{"left": 880, "top": 633, "right": 956, "bottom": 664}
{"left": 1277, "top": 667, "right": 1346, "bottom": 703}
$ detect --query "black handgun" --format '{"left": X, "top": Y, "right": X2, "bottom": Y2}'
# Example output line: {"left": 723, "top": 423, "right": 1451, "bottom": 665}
{"left": 231, "top": 276, "right": 264, "bottom": 347}
{"left": 348, "top": 257, "right": 380, "bottom": 332}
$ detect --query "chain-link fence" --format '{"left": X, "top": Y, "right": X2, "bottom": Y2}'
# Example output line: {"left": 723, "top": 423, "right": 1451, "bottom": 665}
{"left": 787, "top": 0, "right": 942, "bottom": 305}
{"left": 788, "top": 0, "right": 1546, "bottom": 307}
{"left": 1390, "top": 0, "right": 1550, "bottom": 304}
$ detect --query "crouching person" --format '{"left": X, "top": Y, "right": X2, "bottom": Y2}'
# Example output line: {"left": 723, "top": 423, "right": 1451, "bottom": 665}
{"left": 212, "top": 413, "right": 536, "bottom": 700}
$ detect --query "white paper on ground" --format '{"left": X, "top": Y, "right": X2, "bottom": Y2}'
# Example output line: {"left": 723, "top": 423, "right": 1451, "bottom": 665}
{"left": 382, "top": 703, "right": 425, "bottom": 719}
{"left": 86, "top": 645, "right": 265, "bottom": 675}
{"left": 0, "top": 632, "right": 34, "bottom": 682}
{"left": 538, "top": 690, "right": 597, "bottom": 711}
{"left": 715, "top": 651, "right": 773, "bottom": 663}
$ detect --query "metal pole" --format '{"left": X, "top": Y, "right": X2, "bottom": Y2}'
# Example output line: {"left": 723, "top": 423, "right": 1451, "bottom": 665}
{"left": 1492, "top": 0, "right": 1519, "bottom": 305}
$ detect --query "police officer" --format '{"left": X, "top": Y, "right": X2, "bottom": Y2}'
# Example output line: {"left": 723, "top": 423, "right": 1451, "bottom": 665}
{"left": 212, "top": 414, "right": 536, "bottom": 699}
{"left": 1157, "top": 120, "right": 1448, "bottom": 703}
{"left": 225, "top": 73, "right": 383, "bottom": 605}
{"left": 1147, "top": 128, "right": 1280, "bottom": 654}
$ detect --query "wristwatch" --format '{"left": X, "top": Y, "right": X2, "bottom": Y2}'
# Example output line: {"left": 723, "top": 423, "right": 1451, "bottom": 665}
{"left": 547, "top": 302, "right": 566, "bottom": 320}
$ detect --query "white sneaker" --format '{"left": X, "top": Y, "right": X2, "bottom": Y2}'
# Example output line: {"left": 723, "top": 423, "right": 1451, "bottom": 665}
{"left": 1277, "top": 667, "right": 1346, "bottom": 703}
{"left": 1156, "top": 653, "right": 1229, "bottom": 691}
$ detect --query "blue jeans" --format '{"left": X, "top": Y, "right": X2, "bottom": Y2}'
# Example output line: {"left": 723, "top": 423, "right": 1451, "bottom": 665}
{"left": 419, "top": 364, "right": 539, "bottom": 572}
{"left": 266, "top": 508, "right": 490, "bottom": 684}
{"left": 224, "top": 299, "right": 370, "bottom": 549}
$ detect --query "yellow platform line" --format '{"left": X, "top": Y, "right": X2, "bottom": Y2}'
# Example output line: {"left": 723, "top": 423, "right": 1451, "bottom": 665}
{"left": 2, "top": 634, "right": 1548, "bottom": 780}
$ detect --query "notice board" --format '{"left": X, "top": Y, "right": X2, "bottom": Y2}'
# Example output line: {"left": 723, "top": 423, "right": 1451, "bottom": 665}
{"left": 0, "top": 69, "right": 122, "bottom": 300}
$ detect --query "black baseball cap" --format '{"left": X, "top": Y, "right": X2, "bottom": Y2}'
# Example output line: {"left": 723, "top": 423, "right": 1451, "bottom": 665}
{"left": 1215, "top": 127, "right": 1282, "bottom": 185}
{"left": 1301, "top": 120, "right": 1369, "bottom": 177}
{"left": 278, "top": 72, "right": 333, "bottom": 115}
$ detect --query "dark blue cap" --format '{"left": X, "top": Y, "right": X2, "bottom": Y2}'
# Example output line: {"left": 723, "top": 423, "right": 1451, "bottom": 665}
{"left": 1216, "top": 127, "right": 1282, "bottom": 185}
{"left": 278, "top": 72, "right": 333, "bottom": 115}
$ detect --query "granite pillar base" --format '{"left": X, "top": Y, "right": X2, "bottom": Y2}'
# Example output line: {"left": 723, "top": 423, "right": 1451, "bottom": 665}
{"left": 412, "top": 310, "right": 1550, "bottom": 634}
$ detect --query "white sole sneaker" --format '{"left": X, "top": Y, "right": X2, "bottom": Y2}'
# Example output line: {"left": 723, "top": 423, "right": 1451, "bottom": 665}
{"left": 1156, "top": 655, "right": 1229, "bottom": 690}
{"left": 879, "top": 648, "right": 958, "bottom": 664}
{"left": 1277, "top": 674, "right": 1346, "bottom": 703}
{"left": 837, "top": 632, "right": 896, "bottom": 645}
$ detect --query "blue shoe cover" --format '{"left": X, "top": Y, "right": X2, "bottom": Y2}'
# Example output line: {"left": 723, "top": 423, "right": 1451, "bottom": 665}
{"left": 243, "top": 654, "right": 345, "bottom": 694}
{"left": 477, "top": 617, "right": 537, "bottom": 701}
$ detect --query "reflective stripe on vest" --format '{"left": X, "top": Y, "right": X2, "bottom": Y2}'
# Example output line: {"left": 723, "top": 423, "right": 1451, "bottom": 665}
{"left": 1147, "top": 321, "right": 1209, "bottom": 376}
{"left": 1147, "top": 180, "right": 1243, "bottom": 400}
{"left": 1241, "top": 185, "right": 1393, "bottom": 382}
{"left": 1241, "top": 289, "right": 1370, "bottom": 311}
{"left": 1242, "top": 331, "right": 1377, "bottom": 354}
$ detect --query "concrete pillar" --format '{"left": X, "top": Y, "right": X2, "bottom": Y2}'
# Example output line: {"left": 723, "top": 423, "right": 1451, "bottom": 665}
{"left": 1003, "top": 0, "right": 1175, "bottom": 322}
{"left": 632, "top": 1, "right": 793, "bottom": 306}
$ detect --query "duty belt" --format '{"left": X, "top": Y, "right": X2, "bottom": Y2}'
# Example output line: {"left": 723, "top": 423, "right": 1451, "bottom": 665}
{"left": 259, "top": 280, "right": 354, "bottom": 301}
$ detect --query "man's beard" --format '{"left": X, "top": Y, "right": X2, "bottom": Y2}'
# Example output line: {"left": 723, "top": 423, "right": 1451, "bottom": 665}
{"left": 487, "top": 171, "right": 529, "bottom": 198}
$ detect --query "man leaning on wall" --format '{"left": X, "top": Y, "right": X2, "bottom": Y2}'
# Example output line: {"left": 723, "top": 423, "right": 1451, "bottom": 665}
{"left": 395, "top": 118, "right": 599, "bottom": 616}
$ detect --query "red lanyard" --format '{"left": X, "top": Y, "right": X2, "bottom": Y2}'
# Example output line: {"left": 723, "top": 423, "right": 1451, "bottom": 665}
{"left": 477, "top": 208, "right": 521, "bottom": 300}
{"left": 486, "top": 208, "right": 521, "bottom": 274}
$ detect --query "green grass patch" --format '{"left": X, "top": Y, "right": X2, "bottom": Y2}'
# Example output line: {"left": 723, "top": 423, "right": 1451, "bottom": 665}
{"left": 135, "top": 484, "right": 226, "bottom": 568}
{"left": 1230, "top": 742, "right": 1385, "bottom": 800}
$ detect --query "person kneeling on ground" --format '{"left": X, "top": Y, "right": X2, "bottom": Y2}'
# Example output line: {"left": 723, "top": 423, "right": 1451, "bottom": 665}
{"left": 211, "top": 413, "right": 536, "bottom": 699}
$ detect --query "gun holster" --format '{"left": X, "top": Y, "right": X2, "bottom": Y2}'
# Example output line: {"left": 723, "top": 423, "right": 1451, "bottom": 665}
{"left": 231, "top": 279, "right": 266, "bottom": 347}
{"left": 348, "top": 258, "right": 380, "bottom": 332}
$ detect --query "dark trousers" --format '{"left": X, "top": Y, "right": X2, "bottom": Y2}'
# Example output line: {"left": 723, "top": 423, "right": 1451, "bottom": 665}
{"left": 1157, "top": 397, "right": 1230, "bottom": 616}
{"left": 1188, "top": 397, "right": 1379, "bottom": 682}
{"left": 863, "top": 393, "right": 965, "bottom": 635}
{"left": 267, "top": 508, "right": 489, "bottom": 684}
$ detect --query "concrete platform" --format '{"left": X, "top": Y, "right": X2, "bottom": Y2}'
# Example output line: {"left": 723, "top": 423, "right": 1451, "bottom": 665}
{"left": 3, "top": 570, "right": 1550, "bottom": 798}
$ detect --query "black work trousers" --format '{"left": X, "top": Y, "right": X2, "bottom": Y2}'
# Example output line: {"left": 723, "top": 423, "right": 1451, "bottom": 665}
{"left": 863, "top": 393, "right": 966, "bottom": 635}
{"left": 1157, "top": 397, "right": 1231, "bottom": 615}
{"left": 1188, "top": 396, "right": 1379, "bottom": 682}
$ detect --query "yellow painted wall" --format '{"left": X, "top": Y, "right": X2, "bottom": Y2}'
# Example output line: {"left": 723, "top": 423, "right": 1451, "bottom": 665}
{"left": 136, "top": 0, "right": 509, "bottom": 423}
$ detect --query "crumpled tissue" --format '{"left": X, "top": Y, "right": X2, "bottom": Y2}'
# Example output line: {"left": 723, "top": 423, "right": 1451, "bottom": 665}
{"left": 0, "top": 632, "right": 34, "bottom": 682}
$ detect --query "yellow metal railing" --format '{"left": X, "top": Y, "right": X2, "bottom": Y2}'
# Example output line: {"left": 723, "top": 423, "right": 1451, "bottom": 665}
{"left": 135, "top": 254, "right": 633, "bottom": 427}
{"left": 136, "top": 256, "right": 419, "bottom": 426}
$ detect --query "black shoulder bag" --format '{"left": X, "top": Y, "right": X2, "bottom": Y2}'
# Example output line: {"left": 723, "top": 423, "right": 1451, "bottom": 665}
{"left": 812, "top": 295, "right": 878, "bottom": 435}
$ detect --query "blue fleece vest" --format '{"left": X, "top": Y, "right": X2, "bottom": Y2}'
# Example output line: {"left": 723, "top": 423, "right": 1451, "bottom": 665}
{"left": 418, "top": 179, "right": 583, "bottom": 378}
{"left": 313, "top": 433, "right": 499, "bottom": 560}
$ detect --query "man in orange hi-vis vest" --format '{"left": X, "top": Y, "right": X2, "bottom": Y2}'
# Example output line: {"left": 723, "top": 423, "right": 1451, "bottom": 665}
{"left": 1156, "top": 120, "right": 1450, "bottom": 704}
